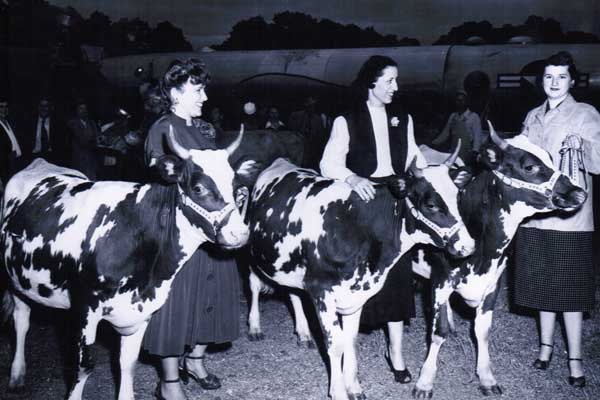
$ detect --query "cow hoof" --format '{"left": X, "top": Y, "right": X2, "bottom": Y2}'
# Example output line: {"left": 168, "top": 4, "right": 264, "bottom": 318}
{"left": 412, "top": 388, "right": 433, "bottom": 399}
{"left": 248, "top": 332, "right": 265, "bottom": 341}
{"left": 349, "top": 392, "right": 367, "bottom": 400}
{"left": 479, "top": 384, "right": 502, "bottom": 396}
{"left": 297, "top": 338, "right": 316, "bottom": 349}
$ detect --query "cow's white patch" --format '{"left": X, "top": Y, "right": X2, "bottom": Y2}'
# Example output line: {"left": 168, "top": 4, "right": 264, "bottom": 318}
{"left": 507, "top": 135, "right": 554, "bottom": 168}
{"left": 89, "top": 219, "right": 116, "bottom": 251}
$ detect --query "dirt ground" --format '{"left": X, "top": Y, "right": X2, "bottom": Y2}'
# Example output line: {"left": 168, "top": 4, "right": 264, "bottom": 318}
{"left": 0, "top": 280, "right": 598, "bottom": 400}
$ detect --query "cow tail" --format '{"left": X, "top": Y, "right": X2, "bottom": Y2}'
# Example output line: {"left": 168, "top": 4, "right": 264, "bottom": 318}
{"left": 1, "top": 290, "right": 15, "bottom": 325}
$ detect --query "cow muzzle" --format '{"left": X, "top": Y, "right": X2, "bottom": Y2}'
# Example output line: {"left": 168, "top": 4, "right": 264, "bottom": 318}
{"left": 179, "top": 187, "right": 250, "bottom": 248}
{"left": 551, "top": 175, "right": 588, "bottom": 211}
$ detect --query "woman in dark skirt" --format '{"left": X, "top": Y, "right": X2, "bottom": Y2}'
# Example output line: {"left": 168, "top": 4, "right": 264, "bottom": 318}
{"left": 320, "top": 55, "right": 427, "bottom": 384}
{"left": 143, "top": 58, "right": 242, "bottom": 400}
{"left": 514, "top": 51, "right": 600, "bottom": 388}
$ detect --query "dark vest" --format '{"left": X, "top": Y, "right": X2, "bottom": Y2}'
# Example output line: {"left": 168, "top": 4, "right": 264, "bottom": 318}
{"left": 345, "top": 102, "right": 408, "bottom": 177}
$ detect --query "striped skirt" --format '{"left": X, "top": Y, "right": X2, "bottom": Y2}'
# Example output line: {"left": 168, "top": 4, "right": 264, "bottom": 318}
{"left": 513, "top": 227, "right": 595, "bottom": 312}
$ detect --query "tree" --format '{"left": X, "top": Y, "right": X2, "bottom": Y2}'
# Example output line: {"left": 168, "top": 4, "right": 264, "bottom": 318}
{"left": 214, "top": 12, "right": 419, "bottom": 50}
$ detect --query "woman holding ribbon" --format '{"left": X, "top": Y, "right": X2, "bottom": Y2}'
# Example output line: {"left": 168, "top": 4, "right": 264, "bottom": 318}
{"left": 514, "top": 51, "right": 600, "bottom": 388}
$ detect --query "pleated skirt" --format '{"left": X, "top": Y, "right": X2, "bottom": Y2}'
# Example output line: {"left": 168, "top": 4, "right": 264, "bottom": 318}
{"left": 360, "top": 253, "right": 415, "bottom": 328}
{"left": 514, "top": 227, "right": 595, "bottom": 312}
{"left": 143, "top": 244, "right": 241, "bottom": 357}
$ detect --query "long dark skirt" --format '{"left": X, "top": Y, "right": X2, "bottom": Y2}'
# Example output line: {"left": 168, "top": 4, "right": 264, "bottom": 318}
{"left": 143, "top": 244, "right": 241, "bottom": 357}
{"left": 514, "top": 227, "right": 595, "bottom": 312}
{"left": 360, "top": 255, "right": 415, "bottom": 328}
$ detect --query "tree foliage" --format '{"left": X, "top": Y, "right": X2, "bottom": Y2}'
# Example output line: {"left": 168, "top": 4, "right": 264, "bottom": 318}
{"left": 434, "top": 15, "right": 599, "bottom": 45}
{"left": 0, "top": 0, "right": 192, "bottom": 55}
{"left": 214, "top": 11, "right": 419, "bottom": 50}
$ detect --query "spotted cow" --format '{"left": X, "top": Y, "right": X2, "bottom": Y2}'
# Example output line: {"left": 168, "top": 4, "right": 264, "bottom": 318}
{"left": 0, "top": 127, "right": 249, "bottom": 400}
{"left": 411, "top": 124, "right": 587, "bottom": 398}
{"left": 246, "top": 152, "right": 476, "bottom": 400}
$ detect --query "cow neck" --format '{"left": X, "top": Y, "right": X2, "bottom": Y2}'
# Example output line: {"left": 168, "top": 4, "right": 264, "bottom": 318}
{"left": 353, "top": 188, "right": 403, "bottom": 254}
{"left": 458, "top": 170, "right": 512, "bottom": 268}
{"left": 143, "top": 183, "right": 190, "bottom": 282}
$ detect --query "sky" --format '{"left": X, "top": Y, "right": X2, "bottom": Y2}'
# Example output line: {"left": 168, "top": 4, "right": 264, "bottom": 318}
{"left": 49, "top": 0, "right": 600, "bottom": 49}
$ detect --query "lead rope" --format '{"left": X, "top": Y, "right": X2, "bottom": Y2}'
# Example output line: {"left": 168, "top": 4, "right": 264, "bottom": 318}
{"left": 559, "top": 134, "right": 588, "bottom": 192}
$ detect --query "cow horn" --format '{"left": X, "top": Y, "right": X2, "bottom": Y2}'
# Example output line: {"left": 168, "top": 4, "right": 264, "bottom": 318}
{"left": 409, "top": 156, "right": 423, "bottom": 178}
{"left": 488, "top": 120, "right": 508, "bottom": 150}
{"left": 167, "top": 124, "right": 190, "bottom": 159}
{"left": 443, "top": 138, "right": 461, "bottom": 167}
{"left": 226, "top": 123, "right": 245, "bottom": 156}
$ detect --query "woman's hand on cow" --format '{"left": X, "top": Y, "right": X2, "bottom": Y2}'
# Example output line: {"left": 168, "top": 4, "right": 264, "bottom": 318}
{"left": 345, "top": 174, "right": 375, "bottom": 202}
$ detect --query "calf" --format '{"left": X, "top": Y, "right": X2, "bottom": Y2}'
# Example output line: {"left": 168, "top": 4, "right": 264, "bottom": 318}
{"left": 247, "top": 152, "right": 475, "bottom": 400}
{"left": 1, "top": 127, "right": 249, "bottom": 400}
{"left": 412, "top": 124, "right": 587, "bottom": 398}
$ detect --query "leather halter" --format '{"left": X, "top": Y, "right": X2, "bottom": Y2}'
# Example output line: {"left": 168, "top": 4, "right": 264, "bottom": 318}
{"left": 492, "top": 169, "right": 561, "bottom": 199}
{"left": 178, "top": 186, "right": 236, "bottom": 239}
{"left": 405, "top": 197, "right": 465, "bottom": 246}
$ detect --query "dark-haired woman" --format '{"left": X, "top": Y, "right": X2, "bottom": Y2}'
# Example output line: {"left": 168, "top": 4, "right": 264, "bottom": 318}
{"left": 514, "top": 51, "right": 600, "bottom": 388}
{"left": 143, "top": 58, "right": 241, "bottom": 400}
{"left": 320, "top": 55, "right": 426, "bottom": 384}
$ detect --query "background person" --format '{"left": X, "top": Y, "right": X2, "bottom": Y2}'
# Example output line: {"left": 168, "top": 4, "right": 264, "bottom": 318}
{"left": 431, "top": 90, "right": 483, "bottom": 165}
{"left": 320, "top": 55, "right": 427, "bottom": 384}
{"left": 66, "top": 99, "right": 100, "bottom": 179}
{"left": 143, "top": 58, "right": 242, "bottom": 400}
{"left": 513, "top": 51, "right": 600, "bottom": 388}
{"left": 0, "top": 95, "right": 23, "bottom": 185}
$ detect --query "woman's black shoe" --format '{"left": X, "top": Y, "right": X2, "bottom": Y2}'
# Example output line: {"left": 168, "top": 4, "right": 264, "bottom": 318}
{"left": 155, "top": 378, "right": 180, "bottom": 400}
{"left": 568, "top": 358, "right": 586, "bottom": 388}
{"left": 384, "top": 352, "right": 412, "bottom": 384}
{"left": 533, "top": 343, "right": 553, "bottom": 370}
{"left": 179, "top": 356, "right": 222, "bottom": 390}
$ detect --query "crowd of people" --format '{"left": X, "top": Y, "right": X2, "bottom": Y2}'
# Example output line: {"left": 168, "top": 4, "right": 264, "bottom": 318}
{"left": 1, "top": 50, "right": 598, "bottom": 399}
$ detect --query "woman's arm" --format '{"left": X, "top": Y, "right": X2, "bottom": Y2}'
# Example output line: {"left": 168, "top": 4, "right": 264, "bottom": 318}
{"left": 320, "top": 116, "right": 354, "bottom": 181}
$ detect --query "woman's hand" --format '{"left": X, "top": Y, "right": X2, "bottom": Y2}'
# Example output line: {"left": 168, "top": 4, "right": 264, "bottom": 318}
{"left": 345, "top": 174, "right": 376, "bottom": 201}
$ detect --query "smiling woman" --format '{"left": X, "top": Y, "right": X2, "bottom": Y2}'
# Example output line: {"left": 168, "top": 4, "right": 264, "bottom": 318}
{"left": 143, "top": 58, "right": 242, "bottom": 400}
{"left": 514, "top": 50, "right": 600, "bottom": 390}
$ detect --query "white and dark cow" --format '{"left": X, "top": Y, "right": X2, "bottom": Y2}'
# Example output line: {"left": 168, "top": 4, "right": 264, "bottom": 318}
{"left": 411, "top": 125, "right": 587, "bottom": 398}
{"left": 0, "top": 127, "right": 249, "bottom": 400}
{"left": 246, "top": 153, "right": 476, "bottom": 400}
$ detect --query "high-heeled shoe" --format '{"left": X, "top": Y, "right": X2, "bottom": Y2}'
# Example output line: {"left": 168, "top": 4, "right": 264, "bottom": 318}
{"left": 154, "top": 378, "right": 181, "bottom": 400}
{"left": 179, "top": 355, "right": 222, "bottom": 390}
{"left": 533, "top": 343, "right": 553, "bottom": 370}
{"left": 568, "top": 358, "right": 586, "bottom": 388}
{"left": 384, "top": 352, "right": 412, "bottom": 384}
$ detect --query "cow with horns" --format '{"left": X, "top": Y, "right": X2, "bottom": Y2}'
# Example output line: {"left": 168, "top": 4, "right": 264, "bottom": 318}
{"left": 411, "top": 123, "right": 588, "bottom": 398}
{"left": 0, "top": 126, "right": 249, "bottom": 400}
{"left": 246, "top": 142, "right": 476, "bottom": 400}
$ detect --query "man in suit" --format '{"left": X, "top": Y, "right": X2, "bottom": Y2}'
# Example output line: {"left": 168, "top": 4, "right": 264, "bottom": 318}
{"left": 67, "top": 100, "right": 100, "bottom": 180}
{"left": 0, "top": 96, "right": 23, "bottom": 185}
{"left": 26, "top": 97, "right": 67, "bottom": 166}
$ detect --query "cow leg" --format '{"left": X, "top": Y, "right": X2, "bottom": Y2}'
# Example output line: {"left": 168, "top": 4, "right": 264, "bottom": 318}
{"left": 117, "top": 320, "right": 149, "bottom": 400}
{"left": 289, "top": 293, "right": 314, "bottom": 348}
{"left": 315, "top": 296, "right": 349, "bottom": 400}
{"left": 414, "top": 287, "right": 452, "bottom": 399}
{"left": 341, "top": 310, "right": 365, "bottom": 400}
{"left": 248, "top": 270, "right": 265, "bottom": 341}
{"left": 8, "top": 295, "right": 30, "bottom": 392}
{"left": 475, "top": 289, "right": 502, "bottom": 396}
{"left": 67, "top": 311, "right": 101, "bottom": 400}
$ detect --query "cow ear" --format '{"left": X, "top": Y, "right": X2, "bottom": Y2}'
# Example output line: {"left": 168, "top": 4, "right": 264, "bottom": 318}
{"left": 479, "top": 144, "right": 502, "bottom": 169}
{"left": 155, "top": 155, "right": 184, "bottom": 183}
{"left": 449, "top": 166, "right": 473, "bottom": 189}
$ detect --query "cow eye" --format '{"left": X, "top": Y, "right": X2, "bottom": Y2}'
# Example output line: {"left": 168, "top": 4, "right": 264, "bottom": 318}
{"left": 192, "top": 185, "right": 208, "bottom": 195}
{"left": 523, "top": 164, "right": 540, "bottom": 174}
{"left": 424, "top": 202, "right": 440, "bottom": 212}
